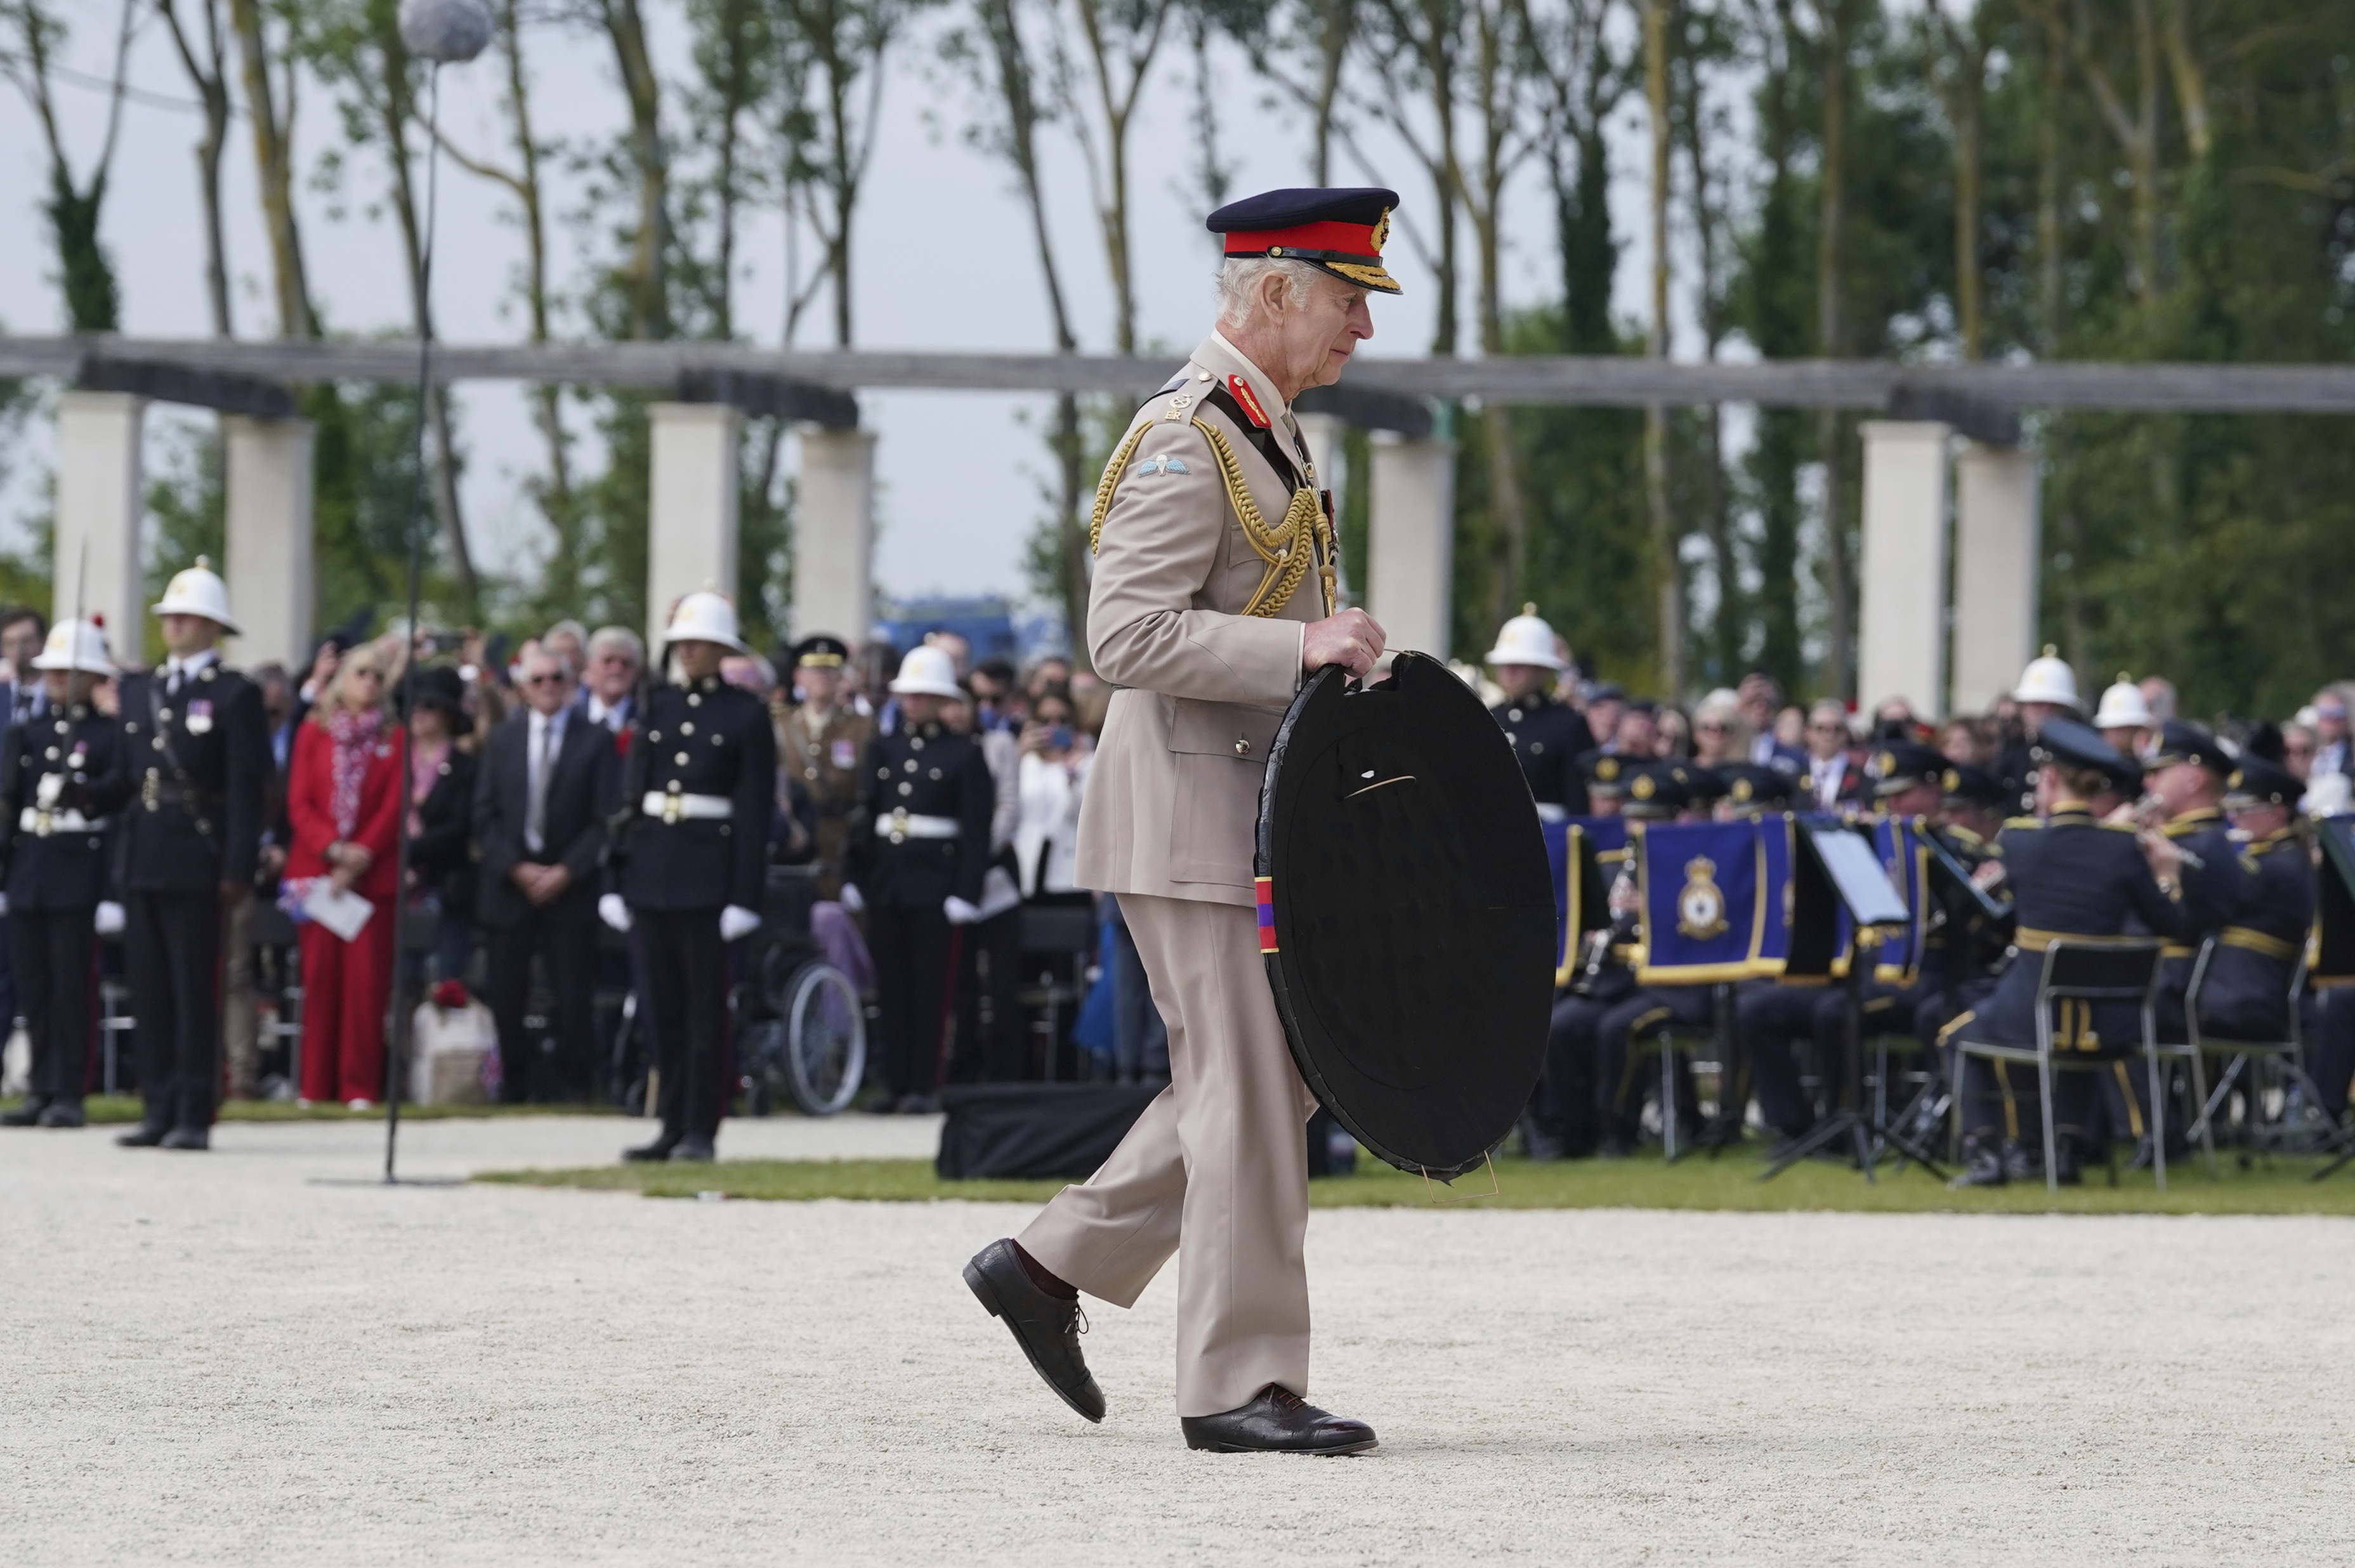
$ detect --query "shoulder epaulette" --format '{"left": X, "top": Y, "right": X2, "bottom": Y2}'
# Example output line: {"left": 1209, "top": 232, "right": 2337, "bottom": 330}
{"left": 2002, "top": 815, "right": 2041, "bottom": 831}
{"left": 2099, "top": 819, "right": 2140, "bottom": 832}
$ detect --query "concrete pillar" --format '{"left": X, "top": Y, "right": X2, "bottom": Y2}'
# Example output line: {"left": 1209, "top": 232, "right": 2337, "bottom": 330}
{"left": 1857, "top": 420, "right": 1953, "bottom": 717}
{"left": 1366, "top": 434, "right": 1455, "bottom": 662}
{"left": 792, "top": 427, "right": 876, "bottom": 648}
{"left": 53, "top": 392, "right": 146, "bottom": 657}
{"left": 645, "top": 402, "right": 742, "bottom": 653}
{"left": 1952, "top": 441, "right": 2041, "bottom": 715}
{"left": 222, "top": 416, "right": 316, "bottom": 671}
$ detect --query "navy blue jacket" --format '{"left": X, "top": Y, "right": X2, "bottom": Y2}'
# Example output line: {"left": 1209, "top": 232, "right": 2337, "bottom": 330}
{"left": 0, "top": 700, "right": 131, "bottom": 910}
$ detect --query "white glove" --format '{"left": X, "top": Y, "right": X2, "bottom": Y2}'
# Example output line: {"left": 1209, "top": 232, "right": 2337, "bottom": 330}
{"left": 0, "top": 892, "right": 10, "bottom": 916}
{"left": 597, "top": 893, "right": 633, "bottom": 933}
{"left": 95, "top": 900, "right": 124, "bottom": 935}
{"left": 944, "top": 895, "right": 981, "bottom": 925}
{"left": 719, "top": 904, "right": 762, "bottom": 941}
{"left": 838, "top": 882, "right": 865, "bottom": 913}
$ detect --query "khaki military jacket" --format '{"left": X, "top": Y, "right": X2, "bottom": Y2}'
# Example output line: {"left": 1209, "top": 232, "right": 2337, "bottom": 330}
{"left": 1073, "top": 333, "right": 1332, "bottom": 908}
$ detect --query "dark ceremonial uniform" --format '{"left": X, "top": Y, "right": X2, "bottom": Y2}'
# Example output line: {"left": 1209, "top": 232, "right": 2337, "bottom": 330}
{"left": 116, "top": 655, "right": 270, "bottom": 1137}
{"left": 1492, "top": 692, "right": 1592, "bottom": 820}
{"left": 1950, "top": 803, "right": 2192, "bottom": 1163}
{"left": 0, "top": 700, "right": 129, "bottom": 1118}
{"left": 2195, "top": 825, "right": 2311, "bottom": 1041}
{"left": 613, "top": 674, "right": 775, "bottom": 1152}
{"left": 846, "top": 719, "right": 993, "bottom": 1102}
{"left": 2139, "top": 806, "right": 2240, "bottom": 1040}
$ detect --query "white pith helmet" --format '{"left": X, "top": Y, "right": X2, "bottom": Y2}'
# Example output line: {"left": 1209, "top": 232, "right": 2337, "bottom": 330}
{"left": 2011, "top": 645, "right": 2081, "bottom": 709}
{"left": 1483, "top": 603, "right": 1566, "bottom": 670}
{"left": 31, "top": 617, "right": 117, "bottom": 678}
{"left": 888, "top": 643, "right": 964, "bottom": 700}
{"left": 2093, "top": 673, "right": 2152, "bottom": 730}
{"left": 151, "top": 556, "right": 241, "bottom": 635}
{"left": 662, "top": 589, "right": 749, "bottom": 655}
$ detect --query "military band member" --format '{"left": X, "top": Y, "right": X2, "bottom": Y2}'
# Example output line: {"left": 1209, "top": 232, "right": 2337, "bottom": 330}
{"left": 600, "top": 592, "right": 775, "bottom": 1164}
{"left": 964, "top": 186, "right": 1393, "bottom": 1455}
{"left": 115, "top": 562, "right": 270, "bottom": 1152}
{"left": 2203, "top": 755, "right": 2312, "bottom": 1042}
{"left": 839, "top": 643, "right": 993, "bottom": 1113}
{"left": 1485, "top": 606, "right": 1592, "bottom": 819}
{"left": 0, "top": 622, "right": 128, "bottom": 1128}
{"left": 1948, "top": 718, "right": 2196, "bottom": 1187}
{"left": 780, "top": 634, "right": 873, "bottom": 899}
{"left": 2135, "top": 720, "right": 2242, "bottom": 1040}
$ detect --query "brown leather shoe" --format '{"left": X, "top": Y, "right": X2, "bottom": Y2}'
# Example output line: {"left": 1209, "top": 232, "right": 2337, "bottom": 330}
{"left": 964, "top": 1238, "right": 1105, "bottom": 1423}
{"left": 1181, "top": 1384, "right": 1377, "bottom": 1454}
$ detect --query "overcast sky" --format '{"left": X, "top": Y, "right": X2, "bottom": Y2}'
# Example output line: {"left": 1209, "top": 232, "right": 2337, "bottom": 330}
{"left": 0, "top": 0, "right": 1696, "bottom": 611}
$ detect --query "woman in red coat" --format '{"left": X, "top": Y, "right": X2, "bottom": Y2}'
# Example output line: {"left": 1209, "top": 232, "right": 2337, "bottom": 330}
{"left": 285, "top": 646, "right": 403, "bottom": 1107}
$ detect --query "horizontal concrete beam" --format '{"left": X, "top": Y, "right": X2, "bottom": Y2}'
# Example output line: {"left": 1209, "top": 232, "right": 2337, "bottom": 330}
{"left": 673, "top": 368, "right": 859, "bottom": 428}
{"left": 74, "top": 353, "right": 298, "bottom": 417}
{"left": 8, "top": 336, "right": 2355, "bottom": 414}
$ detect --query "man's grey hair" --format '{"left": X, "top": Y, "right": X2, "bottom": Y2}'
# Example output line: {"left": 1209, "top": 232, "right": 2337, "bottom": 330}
{"left": 1214, "top": 257, "right": 1324, "bottom": 330}
{"left": 542, "top": 618, "right": 588, "bottom": 649}
{"left": 587, "top": 624, "right": 645, "bottom": 665}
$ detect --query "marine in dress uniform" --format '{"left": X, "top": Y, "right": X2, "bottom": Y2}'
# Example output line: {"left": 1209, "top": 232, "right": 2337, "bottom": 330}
{"left": 602, "top": 592, "right": 776, "bottom": 1163}
{"left": 840, "top": 643, "right": 994, "bottom": 1113}
{"left": 964, "top": 186, "right": 1394, "bottom": 1456}
{"left": 115, "top": 563, "right": 271, "bottom": 1151}
{"left": 1947, "top": 718, "right": 2201, "bottom": 1186}
{"left": 0, "top": 622, "right": 128, "bottom": 1128}
{"left": 780, "top": 635, "right": 873, "bottom": 899}
{"left": 1485, "top": 607, "right": 1592, "bottom": 820}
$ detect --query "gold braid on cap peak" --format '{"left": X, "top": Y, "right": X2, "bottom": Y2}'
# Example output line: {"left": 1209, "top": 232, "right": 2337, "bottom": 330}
{"left": 1089, "top": 416, "right": 1334, "bottom": 620}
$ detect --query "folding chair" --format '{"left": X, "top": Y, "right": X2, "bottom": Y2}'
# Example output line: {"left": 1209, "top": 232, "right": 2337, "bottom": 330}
{"left": 2183, "top": 935, "right": 2314, "bottom": 1156}
{"left": 1949, "top": 938, "right": 2167, "bottom": 1192}
{"left": 1636, "top": 983, "right": 1732, "bottom": 1162}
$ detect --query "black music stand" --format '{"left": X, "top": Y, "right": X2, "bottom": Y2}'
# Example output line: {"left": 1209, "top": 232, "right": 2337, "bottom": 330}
{"left": 1761, "top": 820, "right": 1946, "bottom": 1182}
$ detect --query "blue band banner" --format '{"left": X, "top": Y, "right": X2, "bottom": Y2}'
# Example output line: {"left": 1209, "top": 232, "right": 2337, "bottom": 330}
{"left": 1868, "top": 816, "right": 1931, "bottom": 982}
{"left": 1755, "top": 813, "right": 1795, "bottom": 974}
{"left": 1549, "top": 816, "right": 1629, "bottom": 983}
{"left": 1634, "top": 819, "right": 1771, "bottom": 984}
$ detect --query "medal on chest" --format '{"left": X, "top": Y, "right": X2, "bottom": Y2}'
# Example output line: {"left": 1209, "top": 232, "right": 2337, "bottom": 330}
{"left": 185, "top": 698, "right": 214, "bottom": 735}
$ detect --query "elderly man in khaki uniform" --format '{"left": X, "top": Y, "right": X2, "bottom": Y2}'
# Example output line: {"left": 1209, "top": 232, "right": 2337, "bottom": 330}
{"left": 964, "top": 188, "right": 1398, "bottom": 1455}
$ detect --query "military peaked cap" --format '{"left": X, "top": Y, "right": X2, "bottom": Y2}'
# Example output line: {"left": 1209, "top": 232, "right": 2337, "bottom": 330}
{"left": 1720, "top": 763, "right": 1797, "bottom": 813}
{"left": 1618, "top": 761, "right": 1689, "bottom": 818}
{"left": 2034, "top": 715, "right": 2142, "bottom": 794}
{"left": 1867, "top": 741, "right": 1947, "bottom": 797}
{"left": 1939, "top": 762, "right": 2011, "bottom": 810}
{"left": 792, "top": 634, "right": 851, "bottom": 669}
{"left": 2226, "top": 755, "right": 2302, "bottom": 811}
{"left": 2146, "top": 718, "right": 2229, "bottom": 775}
{"left": 1208, "top": 187, "right": 1403, "bottom": 294}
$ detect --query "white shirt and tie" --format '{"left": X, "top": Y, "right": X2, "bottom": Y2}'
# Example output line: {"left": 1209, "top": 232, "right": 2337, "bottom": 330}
{"left": 1808, "top": 753, "right": 1846, "bottom": 811}
{"left": 163, "top": 648, "right": 219, "bottom": 696}
{"left": 525, "top": 706, "right": 569, "bottom": 856}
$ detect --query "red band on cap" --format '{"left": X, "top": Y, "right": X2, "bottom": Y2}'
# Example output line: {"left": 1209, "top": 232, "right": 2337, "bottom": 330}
{"left": 1221, "top": 219, "right": 1379, "bottom": 258}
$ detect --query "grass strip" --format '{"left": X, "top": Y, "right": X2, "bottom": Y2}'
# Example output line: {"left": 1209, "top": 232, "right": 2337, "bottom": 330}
{"left": 476, "top": 1147, "right": 2355, "bottom": 1215}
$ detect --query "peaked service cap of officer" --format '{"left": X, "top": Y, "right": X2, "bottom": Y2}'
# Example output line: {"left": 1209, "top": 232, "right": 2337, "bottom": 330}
{"left": 2225, "top": 755, "right": 2302, "bottom": 811}
{"left": 1868, "top": 741, "right": 1948, "bottom": 797}
{"left": 792, "top": 634, "right": 851, "bottom": 669}
{"left": 1578, "top": 747, "right": 1628, "bottom": 799}
{"left": 151, "top": 555, "right": 242, "bottom": 636}
{"left": 2034, "top": 714, "right": 2142, "bottom": 794}
{"left": 31, "top": 617, "right": 116, "bottom": 677}
{"left": 1939, "top": 763, "right": 2011, "bottom": 810}
{"left": 1484, "top": 604, "right": 1565, "bottom": 670}
{"left": 1618, "top": 761, "right": 1689, "bottom": 818}
{"left": 2145, "top": 718, "right": 2229, "bottom": 775}
{"left": 1207, "top": 187, "right": 1403, "bottom": 295}
{"left": 1719, "top": 763, "right": 1796, "bottom": 813}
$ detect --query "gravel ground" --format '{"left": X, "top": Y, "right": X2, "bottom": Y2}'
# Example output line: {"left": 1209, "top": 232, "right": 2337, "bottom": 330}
{"left": 4, "top": 1116, "right": 2353, "bottom": 1566}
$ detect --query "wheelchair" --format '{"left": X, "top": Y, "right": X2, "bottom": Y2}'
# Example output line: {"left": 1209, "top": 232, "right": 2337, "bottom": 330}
{"left": 732, "top": 865, "right": 868, "bottom": 1116}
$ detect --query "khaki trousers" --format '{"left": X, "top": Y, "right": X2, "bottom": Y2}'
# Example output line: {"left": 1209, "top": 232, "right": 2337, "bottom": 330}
{"left": 1016, "top": 892, "right": 1318, "bottom": 1417}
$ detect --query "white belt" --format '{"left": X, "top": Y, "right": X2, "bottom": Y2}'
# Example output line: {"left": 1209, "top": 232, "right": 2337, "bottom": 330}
{"left": 19, "top": 807, "right": 102, "bottom": 835}
{"left": 877, "top": 811, "right": 961, "bottom": 842}
{"left": 641, "top": 791, "right": 733, "bottom": 823}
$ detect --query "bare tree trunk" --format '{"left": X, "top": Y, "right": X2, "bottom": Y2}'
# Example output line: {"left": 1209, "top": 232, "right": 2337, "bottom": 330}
{"left": 1070, "top": 0, "right": 1172, "bottom": 355}
{"left": 1642, "top": 0, "right": 1683, "bottom": 696}
{"left": 226, "top": 0, "right": 315, "bottom": 337}
{"left": 1932, "top": 6, "right": 1988, "bottom": 359}
{"left": 600, "top": 0, "right": 669, "bottom": 339}
{"left": 1678, "top": 42, "right": 1737, "bottom": 676}
{"left": 159, "top": 0, "right": 235, "bottom": 337}
{"left": 1814, "top": 0, "right": 1853, "bottom": 698}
